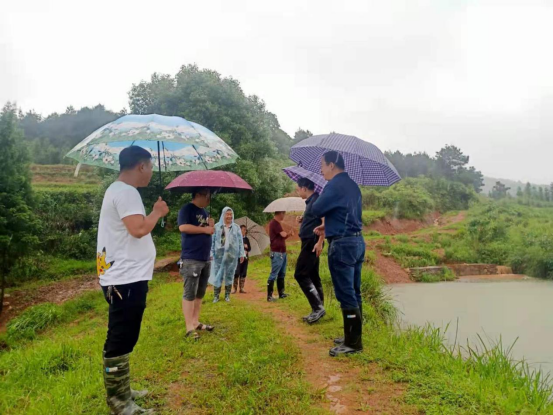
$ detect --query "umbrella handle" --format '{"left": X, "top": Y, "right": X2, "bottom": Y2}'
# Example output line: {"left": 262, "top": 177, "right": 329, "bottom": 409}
{"left": 161, "top": 217, "right": 165, "bottom": 228}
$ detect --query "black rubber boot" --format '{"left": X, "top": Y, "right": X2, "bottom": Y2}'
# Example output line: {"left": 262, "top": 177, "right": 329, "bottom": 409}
{"left": 329, "top": 308, "right": 363, "bottom": 357}
{"left": 277, "top": 278, "right": 289, "bottom": 298}
{"left": 232, "top": 277, "right": 238, "bottom": 294}
{"left": 297, "top": 281, "right": 315, "bottom": 320}
{"left": 302, "top": 283, "right": 325, "bottom": 324}
{"left": 315, "top": 284, "right": 325, "bottom": 306}
{"left": 306, "top": 306, "right": 326, "bottom": 325}
{"left": 267, "top": 280, "right": 276, "bottom": 302}
{"left": 334, "top": 303, "right": 362, "bottom": 345}
{"left": 224, "top": 285, "right": 232, "bottom": 302}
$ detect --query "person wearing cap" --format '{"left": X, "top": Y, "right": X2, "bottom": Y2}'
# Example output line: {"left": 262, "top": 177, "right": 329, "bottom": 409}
{"left": 312, "top": 151, "right": 365, "bottom": 357}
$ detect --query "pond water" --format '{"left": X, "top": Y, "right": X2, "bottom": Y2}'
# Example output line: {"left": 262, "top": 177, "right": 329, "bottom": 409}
{"left": 390, "top": 278, "right": 553, "bottom": 374}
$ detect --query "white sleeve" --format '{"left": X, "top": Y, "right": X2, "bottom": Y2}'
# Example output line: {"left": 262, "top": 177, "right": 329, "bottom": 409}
{"left": 113, "top": 187, "right": 146, "bottom": 219}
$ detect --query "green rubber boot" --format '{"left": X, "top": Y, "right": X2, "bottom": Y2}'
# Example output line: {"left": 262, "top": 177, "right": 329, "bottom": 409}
{"left": 103, "top": 353, "right": 154, "bottom": 414}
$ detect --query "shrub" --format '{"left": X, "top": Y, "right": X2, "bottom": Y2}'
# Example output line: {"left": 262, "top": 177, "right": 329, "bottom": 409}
{"left": 417, "top": 267, "right": 456, "bottom": 283}
{"left": 362, "top": 210, "right": 387, "bottom": 226}
{"left": 379, "top": 179, "right": 435, "bottom": 219}
{"left": 390, "top": 243, "right": 440, "bottom": 268}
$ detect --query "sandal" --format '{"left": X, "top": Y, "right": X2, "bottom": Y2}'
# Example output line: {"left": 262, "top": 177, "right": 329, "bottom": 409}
{"left": 196, "top": 323, "right": 214, "bottom": 332}
{"left": 185, "top": 330, "right": 200, "bottom": 340}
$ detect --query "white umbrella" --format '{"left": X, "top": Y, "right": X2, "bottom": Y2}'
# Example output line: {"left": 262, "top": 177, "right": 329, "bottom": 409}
{"left": 263, "top": 197, "right": 306, "bottom": 213}
{"left": 235, "top": 217, "right": 270, "bottom": 257}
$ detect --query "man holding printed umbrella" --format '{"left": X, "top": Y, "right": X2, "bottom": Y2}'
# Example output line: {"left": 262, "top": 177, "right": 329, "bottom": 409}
{"left": 290, "top": 133, "right": 401, "bottom": 357}
{"left": 67, "top": 114, "right": 240, "bottom": 414}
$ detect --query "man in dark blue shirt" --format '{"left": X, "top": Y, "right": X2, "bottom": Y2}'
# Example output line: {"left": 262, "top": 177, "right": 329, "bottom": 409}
{"left": 312, "top": 151, "right": 365, "bottom": 357}
{"left": 178, "top": 188, "right": 215, "bottom": 340}
{"left": 294, "top": 178, "right": 326, "bottom": 325}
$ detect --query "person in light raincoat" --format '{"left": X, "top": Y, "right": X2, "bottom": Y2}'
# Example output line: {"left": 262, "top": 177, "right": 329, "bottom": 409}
{"left": 209, "top": 207, "right": 245, "bottom": 302}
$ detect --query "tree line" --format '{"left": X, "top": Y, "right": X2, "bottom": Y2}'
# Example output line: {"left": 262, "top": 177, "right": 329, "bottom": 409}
{"left": 385, "top": 145, "right": 484, "bottom": 193}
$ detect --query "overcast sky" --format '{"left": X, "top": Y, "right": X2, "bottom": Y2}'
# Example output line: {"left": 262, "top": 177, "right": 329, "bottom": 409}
{"left": 2, "top": 0, "right": 552, "bottom": 182}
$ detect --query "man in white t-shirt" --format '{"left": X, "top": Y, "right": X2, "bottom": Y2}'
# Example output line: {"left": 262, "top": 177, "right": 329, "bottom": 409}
{"left": 98, "top": 146, "right": 168, "bottom": 415}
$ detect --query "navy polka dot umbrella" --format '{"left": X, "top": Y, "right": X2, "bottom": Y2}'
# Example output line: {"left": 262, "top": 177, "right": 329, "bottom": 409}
{"left": 289, "top": 133, "right": 401, "bottom": 187}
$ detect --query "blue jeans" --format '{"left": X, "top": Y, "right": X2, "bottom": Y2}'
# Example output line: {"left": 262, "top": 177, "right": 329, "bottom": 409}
{"left": 268, "top": 252, "right": 287, "bottom": 282}
{"left": 328, "top": 236, "right": 365, "bottom": 309}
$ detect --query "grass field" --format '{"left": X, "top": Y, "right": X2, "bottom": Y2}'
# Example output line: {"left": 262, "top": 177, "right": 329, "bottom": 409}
{"left": 6, "top": 166, "right": 553, "bottom": 412}
{"left": 2, "top": 244, "right": 552, "bottom": 414}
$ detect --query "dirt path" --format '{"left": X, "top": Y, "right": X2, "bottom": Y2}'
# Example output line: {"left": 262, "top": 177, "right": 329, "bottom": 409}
{"left": 239, "top": 276, "right": 416, "bottom": 414}
{"left": 1, "top": 274, "right": 100, "bottom": 330}
{"left": 432, "top": 211, "right": 467, "bottom": 233}
{"left": 0, "top": 256, "right": 181, "bottom": 331}
{"left": 366, "top": 211, "right": 468, "bottom": 284}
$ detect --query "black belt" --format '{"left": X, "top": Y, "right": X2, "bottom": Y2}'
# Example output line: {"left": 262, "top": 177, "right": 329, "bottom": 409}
{"left": 327, "top": 232, "right": 362, "bottom": 243}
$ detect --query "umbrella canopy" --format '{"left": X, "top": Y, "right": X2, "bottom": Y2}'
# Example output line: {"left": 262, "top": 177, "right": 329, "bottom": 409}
{"left": 289, "top": 133, "right": 401, "bottom": 186}
{"left": 282, "top": 165, "right": 327, "bottom": 194}
{"left": 165, "top": 170, "right": 253, "bottom": 194}
{"left": 234, "top": 217, "right": 270, "bottom": 257}
{"left": 263, "top": 197, "right": 306, "bottom": 213}
{"left": 66, "top": 114, "right": 238, "bottom": 172}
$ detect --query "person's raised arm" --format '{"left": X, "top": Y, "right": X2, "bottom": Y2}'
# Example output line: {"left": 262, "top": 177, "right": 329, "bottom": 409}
{"left": 311, "top": 185, "right": 338, "bottom": 219}
{"left": 122, "top": 196, "right": 169, "bottom": 239}
{"left": 178, "top": 209, "right": 214, "bottom": 235}
{"left": 179, "top": 224, "right": 214, "bottom": 234}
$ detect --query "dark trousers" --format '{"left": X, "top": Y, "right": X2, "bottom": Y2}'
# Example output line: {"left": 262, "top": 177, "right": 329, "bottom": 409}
{"left": 235, "top": 258, "right": 249, "bottom": 278}
{"left": 328, "top": 236, "right": 365, "bottom": 309}
{"left": 102, "top": 280, "right": 148, "bottom": 358}
{"left": 294, "top": 237, "right": 322, "bottom": 291}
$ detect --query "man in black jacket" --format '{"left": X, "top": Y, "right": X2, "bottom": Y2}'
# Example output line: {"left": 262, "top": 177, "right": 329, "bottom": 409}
{"left": 295, "top": 178, "right": 326, "bottom": 324}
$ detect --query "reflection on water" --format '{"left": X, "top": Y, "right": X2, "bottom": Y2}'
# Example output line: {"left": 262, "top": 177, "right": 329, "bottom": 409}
{"left": 390, "top": 279, "right": 553, "bottom": 374}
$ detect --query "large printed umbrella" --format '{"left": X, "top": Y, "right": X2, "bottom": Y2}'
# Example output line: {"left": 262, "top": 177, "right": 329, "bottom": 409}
{"left": 66, "top": 114, "right": 239, "bottom": 227}
{"left": 289, "top": 133, "right": 400, "bottom": 187}
{"left": 66, "top": 114, "right": 239, "bottom": 184}
{"left": 234, "top": 217, "right": 270, "bottom": 257}
{"left": 282, "top": 165, "right": 327, "bottom": 194}
{"left": 165, "top": 170, "right": 253, "bottom": 194}
{"left": 263, "top": 197, "right": 306, "bottom": 213}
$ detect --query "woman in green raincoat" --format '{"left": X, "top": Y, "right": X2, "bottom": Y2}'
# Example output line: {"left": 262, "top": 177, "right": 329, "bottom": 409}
{"left": 209, "top": 207, "right": 246, "bottom": 302}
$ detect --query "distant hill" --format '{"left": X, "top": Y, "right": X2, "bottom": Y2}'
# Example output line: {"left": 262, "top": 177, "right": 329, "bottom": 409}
{"left": 482, "top": 177, "right": 549, "bottom": 197}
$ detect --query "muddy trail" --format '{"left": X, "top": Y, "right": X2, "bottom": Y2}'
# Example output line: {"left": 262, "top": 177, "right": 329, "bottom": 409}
{"left": 236, "top": 276, "right": 417, "bottom": 414}
{"left": 367, "top": 211, "right": 466, "bottom": 236}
